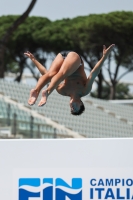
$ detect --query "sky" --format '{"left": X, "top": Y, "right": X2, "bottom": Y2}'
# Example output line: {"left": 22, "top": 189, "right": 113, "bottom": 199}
{"left": 0, "top": 0, "right": 133, "bottom": 21}
{"left": 1, "top": 0, "right": 133, "bottom": 85}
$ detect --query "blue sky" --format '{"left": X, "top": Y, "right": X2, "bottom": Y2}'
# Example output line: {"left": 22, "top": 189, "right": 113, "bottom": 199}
{"left": 0, "top": 0, "right": 133, "bottom": 21}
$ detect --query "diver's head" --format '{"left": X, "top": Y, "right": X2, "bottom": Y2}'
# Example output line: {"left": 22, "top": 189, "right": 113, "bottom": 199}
{"left": 70, "top": 97, "right": 85, "bottom": 116}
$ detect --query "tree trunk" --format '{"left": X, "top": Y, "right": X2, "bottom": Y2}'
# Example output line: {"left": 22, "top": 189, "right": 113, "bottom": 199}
{"left": 15, "top": 59, "right": 25, "bottom": 82}
{"left": 109, "top": 83, "right": 116, "bottom": 100}
{"left": 97, "top": 71, "right": 103, "bottom": 99}
{"left": 0, "top": 44, "right": 5, "bottom": 78}
{"left": 0, "top": 0, "right": 37, "bottom": 78}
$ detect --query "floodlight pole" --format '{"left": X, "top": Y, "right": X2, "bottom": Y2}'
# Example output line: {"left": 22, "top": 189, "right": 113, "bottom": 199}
{"left": 7, "top": 103, "right": 11, "bottom": 126}
{"left": 30, "top": 115, "right": 34, "bottom": 138}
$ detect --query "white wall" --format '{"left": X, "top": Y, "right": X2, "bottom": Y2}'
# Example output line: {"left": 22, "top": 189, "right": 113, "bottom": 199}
{"left": 0, "top": 138, "right": 133, "bottom": 200}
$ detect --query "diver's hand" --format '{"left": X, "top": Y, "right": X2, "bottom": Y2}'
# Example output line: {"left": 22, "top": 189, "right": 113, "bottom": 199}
{"left": 103, "top": 44, "right": 115, "bottom": 58}
{"left": 24, "top": 51, "right": 35, "bottom": 61}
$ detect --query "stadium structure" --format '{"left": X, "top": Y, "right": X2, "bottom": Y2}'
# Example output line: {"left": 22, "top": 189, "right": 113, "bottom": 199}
{"left": 0, "top": 79, "right": 133, "bottom": 138}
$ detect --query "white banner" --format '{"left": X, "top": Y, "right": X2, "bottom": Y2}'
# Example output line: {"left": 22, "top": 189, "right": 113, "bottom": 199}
{"left": 0, "top": 139, "right": 133, "bottom": 200}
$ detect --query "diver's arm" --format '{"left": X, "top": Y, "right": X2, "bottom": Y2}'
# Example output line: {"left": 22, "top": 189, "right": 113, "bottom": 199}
{"left": 24, "top": 51, "right": 47, "bottom": 75}
{"left": 85, "top": 44, "right": 115, "bottom": 94}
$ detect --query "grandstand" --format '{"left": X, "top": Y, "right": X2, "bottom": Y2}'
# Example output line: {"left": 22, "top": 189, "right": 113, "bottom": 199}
{"left": 0, "top": 79, "right": 133, "bottom": 138}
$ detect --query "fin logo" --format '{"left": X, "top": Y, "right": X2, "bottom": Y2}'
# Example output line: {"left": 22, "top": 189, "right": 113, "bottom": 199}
{"left": 18, "top": 178, "right": 82, "bottom": 200}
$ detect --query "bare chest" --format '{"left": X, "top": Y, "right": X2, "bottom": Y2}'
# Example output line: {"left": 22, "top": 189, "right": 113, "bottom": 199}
{"left": 56, "top": 78, "right": 86, "bottom": 97}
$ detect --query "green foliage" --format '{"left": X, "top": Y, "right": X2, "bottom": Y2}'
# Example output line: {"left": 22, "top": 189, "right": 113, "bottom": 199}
{"left": 9, "top": 16, "right": 51, "bottom": 50}
{"left": 0, "top": 15, "right": 18, "bottom": 37}
{"left": 115, "top": 83, "right": 133, "bottom": 99}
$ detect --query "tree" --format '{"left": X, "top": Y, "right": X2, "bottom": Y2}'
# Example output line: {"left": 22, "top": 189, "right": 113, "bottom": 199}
{"left": 91, "top": 83, "right": 133, "bottom": 100}
{"left": 0, "top": 0, "right": 37, "bottom": 78}
{"left": 6, "top": 16, "right": 51, "bottom": 82}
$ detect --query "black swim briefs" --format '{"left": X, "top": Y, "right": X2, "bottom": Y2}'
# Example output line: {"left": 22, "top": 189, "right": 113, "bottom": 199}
{"left": 60, "top": 51, "right": 82, "bottom": 63}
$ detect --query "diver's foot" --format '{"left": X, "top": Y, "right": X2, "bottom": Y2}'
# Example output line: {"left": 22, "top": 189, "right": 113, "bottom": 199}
{"left": 38, "top": 90, "right": 48, "bottom": 107}
{"left": 28, "top": 89, "right": 38, "bottom": 106}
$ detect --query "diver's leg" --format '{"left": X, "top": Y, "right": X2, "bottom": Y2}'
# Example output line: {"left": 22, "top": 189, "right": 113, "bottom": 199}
{"left": 38, "top": 52, "right": 81, "bottom": 106}
{"left": 28, "top": 53, "right": 64, "bottom": 105}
